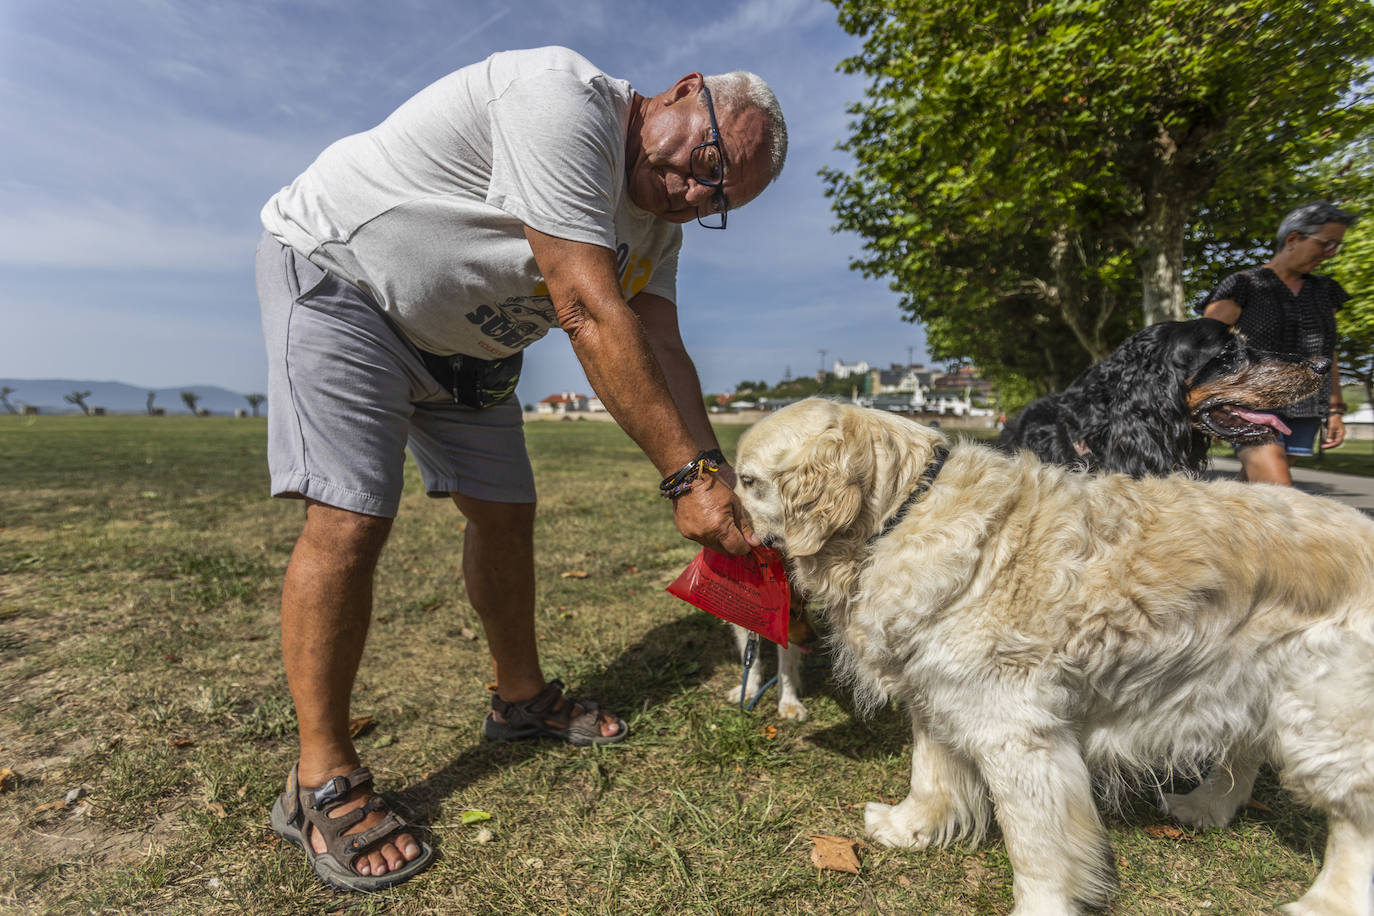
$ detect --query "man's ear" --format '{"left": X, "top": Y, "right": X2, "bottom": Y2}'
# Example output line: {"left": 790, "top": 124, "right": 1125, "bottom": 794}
{"left": 664, "top": 73, "right": 703, "bottom": 105}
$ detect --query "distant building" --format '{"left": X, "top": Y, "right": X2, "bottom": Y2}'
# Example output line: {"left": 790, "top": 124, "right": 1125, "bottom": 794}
{"left": 932, "top": 366, "right": 994, "bottom": 399}
{"left": 831, "top": 359, "right": 870, "bottom": 380}
{"left": 535, "top": 392, "right": 606, "bottom": 415}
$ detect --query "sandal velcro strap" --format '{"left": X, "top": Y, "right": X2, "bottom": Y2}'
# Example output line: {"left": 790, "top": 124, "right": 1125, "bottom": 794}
{"left": 492, "top": 678, "right": 567, "bottom": 724}
{"left": 342, "top": 809, "right": 411, "bottom": 855}
{"left": 310, "top": 766, "right": 374, "bottom": 810}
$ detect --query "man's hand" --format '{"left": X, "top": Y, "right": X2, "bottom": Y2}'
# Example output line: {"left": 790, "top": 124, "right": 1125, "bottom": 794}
{"left": 671, "top": 473, "right": 758, "bottom": 555}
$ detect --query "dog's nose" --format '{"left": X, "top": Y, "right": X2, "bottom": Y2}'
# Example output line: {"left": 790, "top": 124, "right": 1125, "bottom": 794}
{"left": 1306, "top": 356, "right": 1332, "bottom": 374}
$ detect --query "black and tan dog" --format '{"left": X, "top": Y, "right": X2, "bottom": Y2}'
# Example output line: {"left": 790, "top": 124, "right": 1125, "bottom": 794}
{"left": 998, "top": 318, "right": 1328, "bottom": 477}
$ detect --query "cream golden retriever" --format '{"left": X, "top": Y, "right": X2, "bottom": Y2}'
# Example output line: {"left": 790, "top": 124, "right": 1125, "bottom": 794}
{"left": 734, "top": 398, "right": 1374, "bottom": 916}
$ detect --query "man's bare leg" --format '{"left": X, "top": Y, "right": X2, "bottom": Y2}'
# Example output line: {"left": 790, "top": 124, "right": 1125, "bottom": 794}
{"left": 282, "top": 500, "right": 422, "bottom": 877}
{"left": 452, "top": 493, "right": 621, "bottom": 738}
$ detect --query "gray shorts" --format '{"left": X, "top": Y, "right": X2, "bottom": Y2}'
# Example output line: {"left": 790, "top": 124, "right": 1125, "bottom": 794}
{"left": 254, "top": 232, "right": 535, "bottom": 517}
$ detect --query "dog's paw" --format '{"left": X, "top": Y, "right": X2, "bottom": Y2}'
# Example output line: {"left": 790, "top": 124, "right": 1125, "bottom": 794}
{"left": 777, "top": 699, "right": 808, "bottom": 722}
{"left": 1276, "top": 901, "right": 1329, "bottom": 916}
{"left": 864, "top": 801, "right": 934, "bottom": 850}
{"left": 725, "top": 685, "right": 746, "bottom": 705}
{"left": 1159, "top": 790, "right": 1236, "bottom": 829}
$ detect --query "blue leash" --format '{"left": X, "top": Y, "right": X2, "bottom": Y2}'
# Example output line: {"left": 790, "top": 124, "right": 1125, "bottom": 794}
{"left": 738, "top": 632, "right": 778, "bottom": 712}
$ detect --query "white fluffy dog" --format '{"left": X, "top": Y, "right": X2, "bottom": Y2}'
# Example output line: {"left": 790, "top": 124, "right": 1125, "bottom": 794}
{"left": 733, "top": 398, "right": 1374, "bottom": 916}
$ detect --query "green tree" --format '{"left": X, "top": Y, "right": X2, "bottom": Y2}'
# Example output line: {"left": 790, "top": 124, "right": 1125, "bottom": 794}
{"left": 0, "top": 386, "right": 15, "bottom": 414}
{"left": 1324, "top": 177, "right": 1374, "bottom": 410}
{"left": 824, "top": 0, "right": 1374, "bottom": 394}
{"left": 181, "top": 391, "right": 201, "bottom": 415}
{"left": 64, "top": 390, "right": 92, "bottom": 415}
{"left": 244, "top": 393, "right": 266, "bottom": 417}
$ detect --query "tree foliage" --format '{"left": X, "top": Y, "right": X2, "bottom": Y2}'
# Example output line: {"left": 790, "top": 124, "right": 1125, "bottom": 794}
{"left": 1325, "top": 141, "right": 1374, "bottom": 409}
{"left": 63, "top": 390, "right": 92, "bottom": 415}
{"left": 824, "top": 0, "right": 1374, "bottom": 395}
{"left": 181, "top": 391, "right": 201, "bottom": 415}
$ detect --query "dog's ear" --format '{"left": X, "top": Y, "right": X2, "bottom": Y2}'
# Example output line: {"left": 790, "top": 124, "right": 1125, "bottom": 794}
{"left": 776, "top": 414, "right": 868, "bottom": 556}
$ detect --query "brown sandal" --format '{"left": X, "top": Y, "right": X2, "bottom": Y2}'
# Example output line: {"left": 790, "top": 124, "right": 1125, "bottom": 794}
{"left": 269, "top": 764, "right": 434, "bottom": 891}
{"left": 482, "top": 678, "right": 628, "bottom": 746}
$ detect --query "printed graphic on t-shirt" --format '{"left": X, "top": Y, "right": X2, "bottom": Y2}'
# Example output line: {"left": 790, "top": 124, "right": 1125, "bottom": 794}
{"left": 616, "top": 243, "right": 655, "bottom": 299}
{"left": 464, "top": 296, "right": 557, "bottom": 354}
{"left": 463, "top": 245, "right": 659, "bottom": 356}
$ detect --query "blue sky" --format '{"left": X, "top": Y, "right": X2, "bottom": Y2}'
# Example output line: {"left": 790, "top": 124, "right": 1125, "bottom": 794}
{"left": 0, "top": 0, "right": 931, "bottom": 402}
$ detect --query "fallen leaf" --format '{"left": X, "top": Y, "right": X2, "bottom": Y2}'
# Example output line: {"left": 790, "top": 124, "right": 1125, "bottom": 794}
{"left": 460, "top": 627, "right": 478, "bottom": 640}
{"left": 0, "top": 768, "right": 14, "bottom": 793}
{"left": 168, "top": 738, "right": 194, "bottom": 748}
{"left": 560, "top": 570, "right": 589, "bottom": 579}
{"left": 474, "top": 826, "right": 494, "bottom": 844}
{"left": 1245, "top": 797, "right": 1273, "bottom": 813}
{"left": 761, "top": 725, "right": 778, "bottom": 739}
{"left": 33, "top": 800, "right": 66, "bottom": 814}
{"left": 348, "top": 716, "right": 377, "bottom": 738}
{"left": 373, "top": 735, "right": 395, "bottom": 748}
{"left": 1144, "top": 824, "right": 1187, "bottom": 840}
{"left": 625, "top": 565, "right": 638, "bottom": 574}
{"left": 236, "top": 785, "right": 248, "bottom": 798}
{"left": 207, "top": 802, "right": 227, "bottom": 818}
{"left": 809, "top": 834, "right": 861, "bottom": 874}
{"left": 461, "top": 809, "right": 492, "bottom": 825}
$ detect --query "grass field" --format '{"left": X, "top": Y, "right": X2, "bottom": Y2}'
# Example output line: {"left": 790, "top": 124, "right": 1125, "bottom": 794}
{"left": 0, "top": 414, "right": 1334, "bottom": 914}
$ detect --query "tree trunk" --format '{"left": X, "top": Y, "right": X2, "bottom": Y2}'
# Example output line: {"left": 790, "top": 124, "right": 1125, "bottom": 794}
{"left": 1137, "top": 201, "right": 1188, "bottom": 326}
{"left": 1047, "top": 226, "right": 1111, "bottom": 362}
{"left": 1136, "top": 124, "right": 1193, "bottom": 327}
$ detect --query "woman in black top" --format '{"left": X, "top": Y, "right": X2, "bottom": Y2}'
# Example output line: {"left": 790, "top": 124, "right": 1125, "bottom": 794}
{"left": 1200, "top": 200, "right": 1356, "bottom": 485}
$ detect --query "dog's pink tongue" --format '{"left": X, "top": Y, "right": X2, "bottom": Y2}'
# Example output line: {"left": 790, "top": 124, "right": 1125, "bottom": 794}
{"left": 1232, "top": 408, "right": 1291, "bottom": 435}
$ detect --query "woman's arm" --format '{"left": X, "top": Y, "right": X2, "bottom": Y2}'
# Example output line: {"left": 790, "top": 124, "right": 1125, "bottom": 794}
{"left": 1202, "top": 298, "right": 1242, "bottom": 325}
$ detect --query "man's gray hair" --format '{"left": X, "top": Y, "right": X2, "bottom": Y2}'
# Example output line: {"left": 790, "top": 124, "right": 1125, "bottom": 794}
{"left": 1274, "top": 200, "right": 1359, "bottom": 252}
{"left": 701, "top": 71, "right": 788, "bottom": 182}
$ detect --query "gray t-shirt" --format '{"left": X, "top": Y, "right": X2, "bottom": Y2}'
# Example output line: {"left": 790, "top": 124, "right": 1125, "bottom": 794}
{"left": 261, "top": 46, "right": 682, "bottom": 359}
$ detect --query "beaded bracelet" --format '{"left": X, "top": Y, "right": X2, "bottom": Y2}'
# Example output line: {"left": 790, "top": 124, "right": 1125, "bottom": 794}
{"left": 659, "top": 449, "right": 726, "bottom": 499}
{"left": 1329, "top": 401, "right": 1348, "bottom": 416}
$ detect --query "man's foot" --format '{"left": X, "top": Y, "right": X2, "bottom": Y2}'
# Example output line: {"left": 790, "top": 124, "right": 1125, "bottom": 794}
{"left": 484, "top": 679, "right": 628, "bottom": 746}
{"left": 270, "top": 763, "right": 434, "bottom": 891}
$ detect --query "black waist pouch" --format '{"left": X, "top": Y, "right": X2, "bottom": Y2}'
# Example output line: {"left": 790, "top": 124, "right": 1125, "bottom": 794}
{"left": 420, "top": 350, "right": 523, "bottom": 409}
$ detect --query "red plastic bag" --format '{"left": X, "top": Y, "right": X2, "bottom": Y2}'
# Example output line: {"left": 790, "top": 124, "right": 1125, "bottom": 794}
{"left": 666, "top": 547, "right": 791, "bottom": 646}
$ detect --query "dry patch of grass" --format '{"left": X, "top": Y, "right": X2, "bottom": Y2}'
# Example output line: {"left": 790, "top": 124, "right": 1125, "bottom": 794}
{"left": 0, "top": 415, "right": 1326, "bottom": 914}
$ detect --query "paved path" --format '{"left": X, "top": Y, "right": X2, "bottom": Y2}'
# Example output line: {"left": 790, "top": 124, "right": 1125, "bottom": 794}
{"left": 1206, "top": 457, "right": 1374, "bottom": 517}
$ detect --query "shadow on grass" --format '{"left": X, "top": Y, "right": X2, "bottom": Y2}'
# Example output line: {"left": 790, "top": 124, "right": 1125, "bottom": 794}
{"left": 803, "top": 702, "right": 909, "bottom": 761}
{"left": 396, "top": 613, "right": 737, "bottom": 819}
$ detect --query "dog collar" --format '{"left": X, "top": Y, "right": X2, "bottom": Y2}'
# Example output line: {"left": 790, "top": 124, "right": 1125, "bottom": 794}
{"left": 868, "top": 446, "right": 949, "bottom": 546}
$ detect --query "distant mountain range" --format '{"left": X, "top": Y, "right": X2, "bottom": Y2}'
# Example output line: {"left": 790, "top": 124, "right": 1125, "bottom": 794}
{"left": 0, "top": 379, "right": 261, "bottom": 416}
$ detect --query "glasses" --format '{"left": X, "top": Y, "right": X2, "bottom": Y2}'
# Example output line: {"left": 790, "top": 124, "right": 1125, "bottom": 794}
{"left": 1306, "top": 234, "right": 1343, "bottom": 255}
{"left": 689, "top": 85, "right": 730, "bottom": 229}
